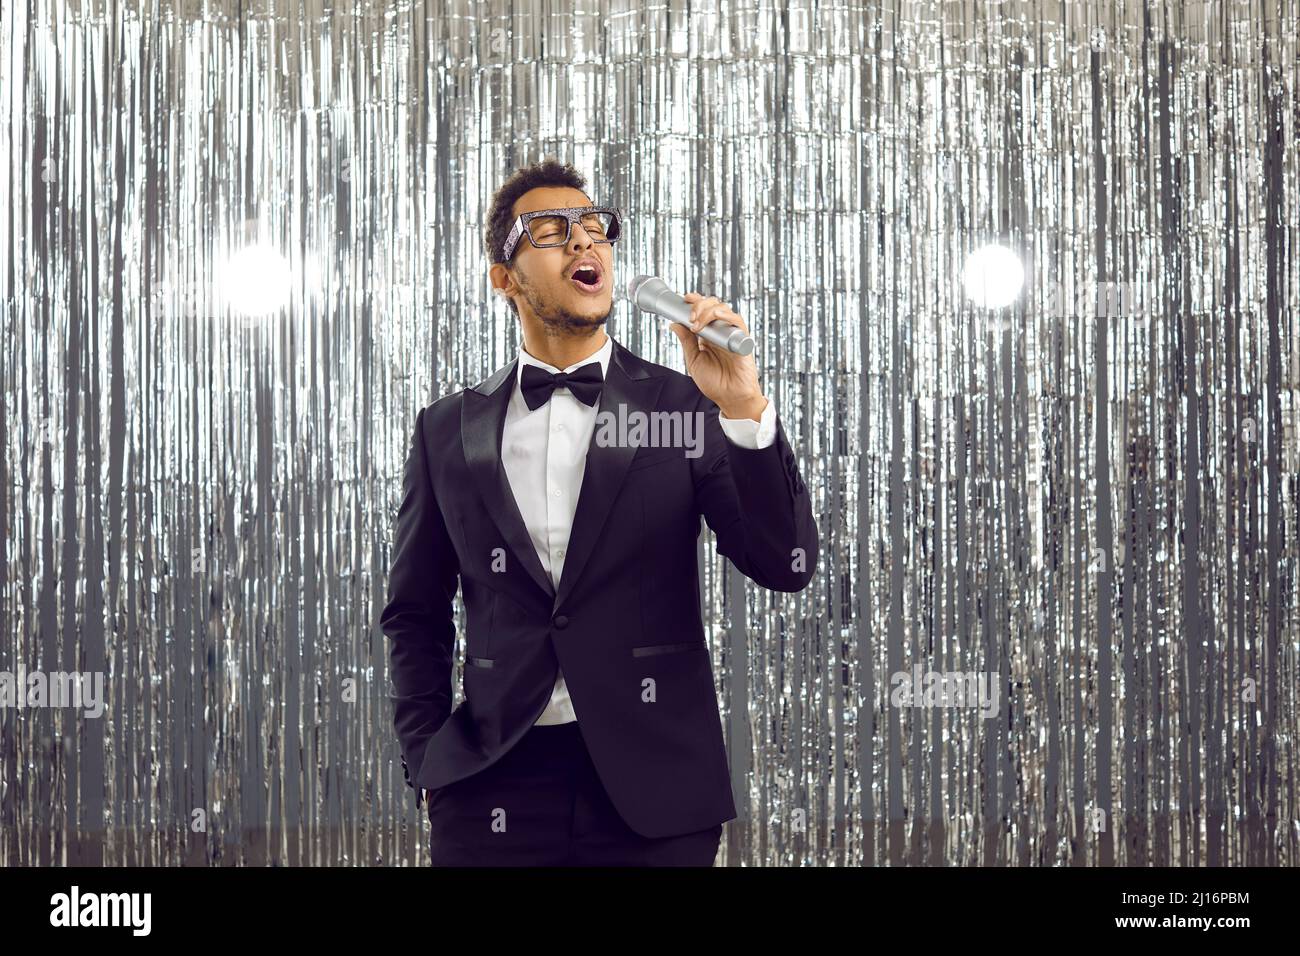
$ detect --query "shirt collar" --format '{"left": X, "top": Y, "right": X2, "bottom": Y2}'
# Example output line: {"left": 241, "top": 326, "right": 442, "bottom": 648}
{"left": 514, "top": 332, "right": 613, "bottom": 395}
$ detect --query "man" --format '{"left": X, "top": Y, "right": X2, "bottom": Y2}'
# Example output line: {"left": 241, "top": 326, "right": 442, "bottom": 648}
{"left": 381, "top": 158, "right": 818, "bottom": 866}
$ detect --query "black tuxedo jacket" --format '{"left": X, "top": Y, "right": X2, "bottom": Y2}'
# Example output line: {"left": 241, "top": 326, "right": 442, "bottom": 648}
{"left": 380, "top": 337, "right": 818, "bottom": 839}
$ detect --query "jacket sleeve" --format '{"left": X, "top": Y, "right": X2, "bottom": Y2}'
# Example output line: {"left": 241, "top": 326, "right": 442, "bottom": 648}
{"left": 380, "top": 405, "right": 460, "bottom": 806}
{"left": 690, "top": 391, "right": 819, "bottom": 592}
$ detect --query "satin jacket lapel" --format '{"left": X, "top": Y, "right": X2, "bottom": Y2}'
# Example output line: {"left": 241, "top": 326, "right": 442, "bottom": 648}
{"left": 552, "top": 340, "right": 665, "bottom": 614}
{"left": 461, "top": 359, "right": 556, "bottom": 601}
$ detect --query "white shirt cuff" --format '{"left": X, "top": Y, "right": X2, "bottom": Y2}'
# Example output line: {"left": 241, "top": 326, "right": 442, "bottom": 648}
{"left": 718, "top": 397, "right": 777, "bottom": 449}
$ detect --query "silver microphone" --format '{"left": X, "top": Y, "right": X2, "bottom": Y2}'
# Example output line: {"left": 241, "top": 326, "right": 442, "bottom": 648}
{"left": 626, "top": 275, "right": 755, "bottom": 356}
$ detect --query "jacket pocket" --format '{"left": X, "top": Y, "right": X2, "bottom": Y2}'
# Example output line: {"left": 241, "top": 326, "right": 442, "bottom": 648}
{"left": 631, "top": 640, "right": 706, "bottom": 658}
{"left": 626, "top": 447, "right": 683, "bottom": 473}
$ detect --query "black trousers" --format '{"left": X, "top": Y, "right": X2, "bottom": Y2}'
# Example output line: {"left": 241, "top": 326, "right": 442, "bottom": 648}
{"left": 426, "top": 721, "right": 723, "bottom": 866}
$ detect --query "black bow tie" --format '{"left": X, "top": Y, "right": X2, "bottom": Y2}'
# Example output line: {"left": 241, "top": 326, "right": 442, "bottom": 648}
{"left": 520, "top": 361, "right": 605, "bottom": 411}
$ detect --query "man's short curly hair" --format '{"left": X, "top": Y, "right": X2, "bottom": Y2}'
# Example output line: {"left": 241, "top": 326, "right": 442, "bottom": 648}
{"left": 484, "top": 159, "right": 590, "bottom": 316}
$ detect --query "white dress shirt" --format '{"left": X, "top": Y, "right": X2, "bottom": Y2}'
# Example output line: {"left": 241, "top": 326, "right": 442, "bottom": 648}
{"left": 500, "top": 332, "right": 778, "bottom": 725}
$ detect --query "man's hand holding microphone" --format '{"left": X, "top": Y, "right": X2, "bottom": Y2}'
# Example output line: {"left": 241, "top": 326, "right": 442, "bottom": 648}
{"left": 669, "top": 292, "right": 768, "bottom": 422}
{"left": 627, "top": 275, "right": 767, "bottom": 422}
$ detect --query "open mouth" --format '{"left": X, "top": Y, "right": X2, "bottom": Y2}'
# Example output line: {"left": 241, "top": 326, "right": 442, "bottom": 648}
{"left": 570, "top": 266, "right": 604, "bottom": 294}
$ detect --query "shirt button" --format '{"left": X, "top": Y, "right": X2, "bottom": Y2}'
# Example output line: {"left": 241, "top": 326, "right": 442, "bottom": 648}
{"left": 554, "top": 423, "right": 565, "bottom": 431}
{"left": 556, "top": 548, "right": 566, "bottom": 558}
{"left": 553, "top": 614, "right": 569, "bottom": 629}
{"left": 553, "top": 488, "right": 562, "bottom": 497}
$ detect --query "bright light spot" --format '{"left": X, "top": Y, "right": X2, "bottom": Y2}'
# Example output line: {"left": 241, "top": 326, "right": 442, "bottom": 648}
{"left": 961, "top": 244, "right": 1024, "bottom": 308}
{"left": 224, "top": 244, "right": 292, "bottom": 315}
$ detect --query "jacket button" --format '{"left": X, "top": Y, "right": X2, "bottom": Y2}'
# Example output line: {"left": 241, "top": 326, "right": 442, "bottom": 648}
{"left": 553, "top": 614, "right": 569, "bottom": 629}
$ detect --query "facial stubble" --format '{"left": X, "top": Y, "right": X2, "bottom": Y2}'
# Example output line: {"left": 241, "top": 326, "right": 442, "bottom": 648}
{"left": 517, "top": 270, "right": 611, "bottom": 340}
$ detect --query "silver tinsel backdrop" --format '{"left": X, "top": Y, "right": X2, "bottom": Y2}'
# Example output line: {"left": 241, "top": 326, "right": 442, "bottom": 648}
{"left": 1, "top": 0, "right": 1296, "bottom": 866}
